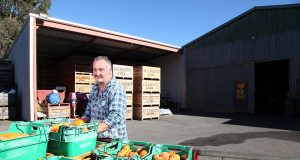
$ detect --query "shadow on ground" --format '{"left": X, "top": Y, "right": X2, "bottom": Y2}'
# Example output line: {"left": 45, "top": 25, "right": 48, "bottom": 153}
{"left": 172, "top": 110, "right": 300, "bottom": 131}
{"left": 179, "top": 131, "right": 300, "bottom": 146}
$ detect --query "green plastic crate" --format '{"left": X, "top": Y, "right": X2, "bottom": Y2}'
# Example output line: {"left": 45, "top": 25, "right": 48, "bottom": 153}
{"left": 35, "top": 118, "right": 69, "bottom": 133}
{"left": 94, "top": 139, "right": 154, "bottom": 160}
{"left": 47, "top": 121, "right": 98, "bottom": 157}
{"left": 0, "top": 121, "right": 49, "bottom": 160}
{"left": 144, "top": 143, "right": 193, "bottom": 160}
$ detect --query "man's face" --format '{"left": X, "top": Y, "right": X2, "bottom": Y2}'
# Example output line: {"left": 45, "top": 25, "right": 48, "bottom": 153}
{"left": 93, "top": 59, "right": 112, "bottom": 84}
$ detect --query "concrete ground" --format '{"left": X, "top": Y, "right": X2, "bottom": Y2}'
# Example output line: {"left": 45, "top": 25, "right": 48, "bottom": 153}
{"left": 1, "top": 111, "right": 300, "bottom": 160}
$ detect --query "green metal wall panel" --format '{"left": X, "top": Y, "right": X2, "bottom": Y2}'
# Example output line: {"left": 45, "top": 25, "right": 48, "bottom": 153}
{"left": 186, "top": 7, "right": 300, "bottom": 50}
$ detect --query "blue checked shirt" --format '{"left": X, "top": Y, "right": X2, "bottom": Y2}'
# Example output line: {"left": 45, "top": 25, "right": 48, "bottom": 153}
{"left": 82, "top": 76, "right": 128, "bottom": 139}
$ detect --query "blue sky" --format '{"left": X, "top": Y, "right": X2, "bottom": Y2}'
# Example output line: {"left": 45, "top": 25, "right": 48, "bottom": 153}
{"left": 49, "top": 0, "right": 298, "bottom": 47}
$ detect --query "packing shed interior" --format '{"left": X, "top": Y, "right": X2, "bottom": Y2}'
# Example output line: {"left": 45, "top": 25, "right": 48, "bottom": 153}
{"left": 9, "top": 14, "right": 184, "bottom": 121}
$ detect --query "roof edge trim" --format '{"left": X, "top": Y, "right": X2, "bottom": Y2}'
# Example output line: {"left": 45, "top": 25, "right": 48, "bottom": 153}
{"left": 29, "top": 13, "right": 180, "bottom": 51}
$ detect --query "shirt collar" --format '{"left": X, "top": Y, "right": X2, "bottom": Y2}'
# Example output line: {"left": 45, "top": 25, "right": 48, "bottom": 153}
{"left": 96, "top": 76, "right": 116, "bottom": 93}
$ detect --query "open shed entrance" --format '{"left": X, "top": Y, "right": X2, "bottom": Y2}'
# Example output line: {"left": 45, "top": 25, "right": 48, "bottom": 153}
{"left": 255, "top": 59, "right": 289, "bottom": 114}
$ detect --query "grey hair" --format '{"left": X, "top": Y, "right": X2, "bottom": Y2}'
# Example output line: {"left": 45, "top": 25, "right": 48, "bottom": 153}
{"left": 93, "top": 56, "right": 112, "bottom": 70}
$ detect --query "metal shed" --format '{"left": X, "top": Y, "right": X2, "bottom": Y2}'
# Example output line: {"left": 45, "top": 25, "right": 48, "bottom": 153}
{"left": 183, "top": 3, "right": 300, "bottom": 115}
{"left": 8, "top": 13, "right": 184, "bottom": 121}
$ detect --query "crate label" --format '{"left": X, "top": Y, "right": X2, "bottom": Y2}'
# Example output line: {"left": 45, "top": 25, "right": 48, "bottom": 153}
{"left": 113, "top": 65, "right": 133, "bottom": 78}
{"left": 117, "top": 79, "right": 133, "bottom": 92}
{"left": 75, "top": 74, "right": 91, "bottom": 83}
{"left": 142, "top": 81, "right": 160, "bottom": 92}
{"left": 143, "top": 67, "right": 160, "bottom": 79}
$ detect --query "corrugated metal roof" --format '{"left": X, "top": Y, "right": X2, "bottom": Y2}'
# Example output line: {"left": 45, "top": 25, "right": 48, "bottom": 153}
{"left": 183, "top": 3, "right": 300, "bottom": 48}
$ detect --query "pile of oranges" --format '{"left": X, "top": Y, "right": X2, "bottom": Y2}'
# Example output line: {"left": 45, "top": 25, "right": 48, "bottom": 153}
{"left": 50, "top": 119, "right": 87, "bottom": 133}
{"left": 0, "top": 132, "right": 29, "bottom": 141}
{"left": 116, "top": 144, "right": 148, "bottom": 158}
{"left": 152, "top": 151, "right": 188, "bottom": 160}
{"left": 51, "top": 122, "right": 70, "bottom": 132}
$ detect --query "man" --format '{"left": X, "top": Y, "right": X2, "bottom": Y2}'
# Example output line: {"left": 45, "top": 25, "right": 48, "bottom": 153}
{"left": 82, "top": 56, "right": 128, "bottom": 140}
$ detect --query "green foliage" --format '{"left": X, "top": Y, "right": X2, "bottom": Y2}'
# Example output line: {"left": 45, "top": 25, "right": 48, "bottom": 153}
{"left": 0, "top": 0, "right": 51, "bottom": 60}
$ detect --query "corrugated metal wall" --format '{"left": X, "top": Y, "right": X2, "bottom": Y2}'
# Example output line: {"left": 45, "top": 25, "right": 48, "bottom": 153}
{"left": 151, "top": 52, "right": 186, "bottom": 109}
{"left": 188, "top": 7, "right": 300, "bottom": 49}
{"left": 8, "top": 18, "right": 33, "bottom": 121}
{"left": 184, "top": 6, "right": 300, "bottom": 113}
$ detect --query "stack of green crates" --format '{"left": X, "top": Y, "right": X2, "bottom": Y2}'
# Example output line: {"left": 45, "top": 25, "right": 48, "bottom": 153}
{"left": 37, "top": 118, "right": 99, "bottom": 157}
{"left": 0, "top": 121, "right": 50, "bottom": 160}
{"left": 94, "top": 139, "right": 154, "bottom": 160}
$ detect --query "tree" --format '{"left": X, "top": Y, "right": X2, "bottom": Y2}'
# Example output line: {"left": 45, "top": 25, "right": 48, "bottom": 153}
{"left": 0, "top": 0, "right": 51, "bottom": 60}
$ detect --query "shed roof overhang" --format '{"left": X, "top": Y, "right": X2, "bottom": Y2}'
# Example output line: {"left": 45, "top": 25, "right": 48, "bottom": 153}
{"left": 31, "top": 14, "right": 180, "bottom": 62}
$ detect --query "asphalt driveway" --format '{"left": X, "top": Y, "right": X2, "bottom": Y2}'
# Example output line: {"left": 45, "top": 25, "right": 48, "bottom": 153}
{"left": 1, "top": 111, "right": 300, "bottom": 159}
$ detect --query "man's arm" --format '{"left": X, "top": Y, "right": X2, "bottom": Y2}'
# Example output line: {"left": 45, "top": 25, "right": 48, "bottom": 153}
{"left": 98, "top": 122, "right": 109, "bottom": 132}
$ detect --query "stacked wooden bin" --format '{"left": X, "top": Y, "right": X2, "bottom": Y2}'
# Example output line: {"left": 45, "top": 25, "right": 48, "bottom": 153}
{"left": 133, "top": 66, "right": 160, "bottom": 120}
{"left": 113, "top": 64, "right": 133, "bottom": 120}
{"left": 60, "top": 56, "right": 94, "bottom": 95}
{"left": 0, "top": 61, "right": 16, "bottom": 120}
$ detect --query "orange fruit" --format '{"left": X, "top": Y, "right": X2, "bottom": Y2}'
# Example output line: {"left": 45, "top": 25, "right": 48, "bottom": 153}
{"left": 122, "top": 144, "right": 130, "bottom": 150}
{"left": 161, "top": 152, "right": 170, "bottom": 160}
{"left": 74, "top": 119, "right": 85, "bottom": 126}
{"left": 169, "top": 151, "right": 175, "bottom": 156}
{"left": 139, "top": 150, "right": 148, "bottom": 157}
{"left": 51, "top": 124, "right": 60, "bottom": 132}
{"left": 117, "top": 151, "right": 125, "bottom": 157}
{"left": 170, "top": 154, "right": 180, "bottom": 160}
{"left": 153, "top": 154, "right": 160, "bottom": 160}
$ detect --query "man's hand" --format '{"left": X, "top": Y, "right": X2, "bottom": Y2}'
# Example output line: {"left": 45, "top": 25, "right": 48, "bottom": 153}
{"left": 80, "top": 117, "right": 89, "bottom": 123}
{"left": 98, "top": 122, "right": 109, "bottom": 133}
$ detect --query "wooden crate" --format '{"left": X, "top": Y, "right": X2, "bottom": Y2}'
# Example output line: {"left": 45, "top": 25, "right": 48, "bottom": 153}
{"left": 134, "top": 93, "right": 160, "bottom": 106}
{"left": 75, "top": 84, "right": 92, "bottom": 93}
{"left": 41, "top": 103, "right": 70, "bottom": 118}
{"left": 0, "top": 106, "right": 16, "bottom": 120}
{"left": 75, "top": 72, "right": 92, "bottom": 84}
{"left": 133, "top": 106, "right": 159, "bottom": 120}
{"left": 126, "top": 107, "right": 133, "bottom": 120}
{"left": 133, "top": 79, "right": 160, "bottom": 93}
{"left": 117, "top": 79, "right": 133, "bottom": 93}
{"left": 113, "top": 64, "right": 133, "bottom": 79}
{"left": 134, "top": 66, "right": 160, "bottom": 80}
{"left": 126, "top": 93, "right": 133, "bottom": 106}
